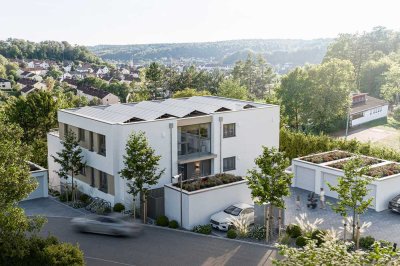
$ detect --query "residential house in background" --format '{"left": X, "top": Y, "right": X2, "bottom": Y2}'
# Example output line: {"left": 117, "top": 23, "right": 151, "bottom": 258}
{"left": 76, "top": 86, "right": 120, "bottom": 105}
{"left": 0, "top": 78, "right": 12, "bottom": 91}
{"left": 350, "top": 93, "right": 388, "bottom": 127}
{"left": 47, "top": 96, "right": 279, "bottom": 215}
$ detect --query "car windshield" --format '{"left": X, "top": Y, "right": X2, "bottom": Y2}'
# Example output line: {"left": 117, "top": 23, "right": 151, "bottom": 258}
{"left": 224, "top": 206, "right": 242, "bottom": 216}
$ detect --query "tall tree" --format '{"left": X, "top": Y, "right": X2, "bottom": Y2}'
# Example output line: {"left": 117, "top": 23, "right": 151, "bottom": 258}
{"left": 276, "top": 67, "right": 310, "bottom": 130}
{"left": 381, "top": 64, "right": 400, "bottom": 105}
{"left": 247, "top": 147, "right": 293, "bottom": 241}
{"left": 217, "top": 78, "right": 248, "bottom": 100}
{"left": 51, "top": 130, "right": 86, "bottom": 202}
{"left": 327, "top": 157, "right": 374, "bottom": 249}
{"left": 119, "top": 131, "right": 165, "bottom": 222}
{"left": 172, "top": 88, "right": 211, "bottom": 98}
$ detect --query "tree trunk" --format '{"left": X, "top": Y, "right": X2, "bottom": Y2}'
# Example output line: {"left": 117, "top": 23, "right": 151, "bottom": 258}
{"left": 343, "top": 220, "right": 347, "bottom": 241}
{"left": 269, "top": 205, "right": 274, "bottom": 240}
{"left": 142, "top": 193, "right": 147, "bottom": 224}
{"left": 71, "top": 172, "right": 75, "bottom": 202}
{"left": 278, "top": 208, "right": 282, "bottom": 237}
{"left": 133, "top": 198, "right": 136, "bottom": 221}
{"left": 265, "top": 205, "right": 270, "bottom": 242}
{"left": 355, "top": 215, "right": 361, "bottom": 250}
{"left": 352, "top": 208, "right": 356, "bottom": 241}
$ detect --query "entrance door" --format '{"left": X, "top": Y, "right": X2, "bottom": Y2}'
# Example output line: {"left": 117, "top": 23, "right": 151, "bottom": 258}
{"left": 178, "top": 159, "right": 212, "bottom": 180}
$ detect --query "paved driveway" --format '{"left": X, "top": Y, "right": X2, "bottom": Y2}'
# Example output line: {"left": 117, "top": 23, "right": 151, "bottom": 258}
{"left": 285, "top": 188, "right": 400, "bottom": 244}
{"left": 19, "top": 197, "right": 87, "bottom": 218}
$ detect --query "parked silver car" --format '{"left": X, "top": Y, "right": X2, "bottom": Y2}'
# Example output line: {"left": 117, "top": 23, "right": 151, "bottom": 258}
{"left": 71, "top": 215, "right": 142, "bottom": 237}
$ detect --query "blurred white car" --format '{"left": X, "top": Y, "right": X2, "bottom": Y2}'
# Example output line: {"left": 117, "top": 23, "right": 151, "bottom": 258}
{"left": 210, "top": 203, "right": 254, "bottom": 231}
{"left": 71, "top": 215, "right": 142, "bottom": 236}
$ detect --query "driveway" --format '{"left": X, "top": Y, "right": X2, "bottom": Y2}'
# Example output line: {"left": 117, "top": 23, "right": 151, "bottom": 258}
{"left": 285, "top": 188, "right": 400, "bottom": 244}
{"left": 19, "top": 197, "right": 87, "bottom": 218}
{"left": 43, "top": 217, "right": 278, "bottom": 266}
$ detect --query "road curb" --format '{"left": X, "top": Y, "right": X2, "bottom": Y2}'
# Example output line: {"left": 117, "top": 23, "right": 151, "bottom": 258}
{"left": 141, "top": 223, "right": 277, "bottom": 249}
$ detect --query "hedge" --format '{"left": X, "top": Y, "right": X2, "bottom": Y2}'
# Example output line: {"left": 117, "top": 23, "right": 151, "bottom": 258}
{"left": 280, "top": 128, "right": 400, "bottom": 162}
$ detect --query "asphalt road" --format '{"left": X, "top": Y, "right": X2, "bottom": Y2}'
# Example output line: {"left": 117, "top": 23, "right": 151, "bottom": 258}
{"left": 42, "top": 217, "right": 277, "bottom": 266}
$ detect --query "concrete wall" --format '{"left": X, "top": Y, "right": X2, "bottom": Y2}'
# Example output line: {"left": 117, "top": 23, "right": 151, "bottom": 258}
{"left": 164, "top": 180, "right": 252, "bottom": 230}
{"left": 351, "top": 105, "right": 388, "bottom": 127}
{"left": 375, "top": 175, "right": 400, "bottom": 212}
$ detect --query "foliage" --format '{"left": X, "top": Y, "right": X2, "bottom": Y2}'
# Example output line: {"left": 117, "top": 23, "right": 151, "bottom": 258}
{"left": 229, "top": 216, "right": 250, "bottom": 238}
{"left": 113, "top": 203, "right": 126, "bottom": 213}
{"left": 173, "top": 173, "right": 242, "bottom": 192}
{"left": 232, "top": 53, "right": 276, "bottom": 99}
{"left": 192, "top": 224, "right": 212, "bottom": 235}
{"left": 359, "top": 236, "right": 375, "bottom": 250}
{"left": 311, "top": 230, "right": 326, "bottom": 246}
{"left": 302, "top": 150, "right": 352, "bottom": 164}
{"left": 78, "top": 193, "right": 91, "bottom": 205}
{"left": 393, "top": 107, "right": 400, "bottom": 121}
{"left": 168, "top": 220, "right": 179, "bottom": 229}
{"left": 156, "top": 215, "right": 169, "bottom": 227}
{"left": 367, "top": 163, "right": 400, "bottom": 178}
{"left": 227, "top": 229, "right": 237, "bottom": 239}
{"left": 0, "top": 38, "right": 101, "bottom": 63}
{"left": 295, "top": 236, "right": 308, "bottom": 247}
{"left": 381, "top": 64, "right": 400, "bottom": 105}
{"left": 172, "top": 88, "right": 211, "bottom": 98}
{"left": 279, "top": 127, "right": 400, "bottom": 162}
{"left": 217, "top": 78, "right": 248, "bottom": 100}
{"left": 119, "top": 131, "right": 165, "bottom": 212}
{"left": 286, "top": 224, "right": 302, "bottom": 238}
{"left": 59, "top": 191, "right": 72, "bottom": 202}
{"left": 247, "top": 147, "right": 293, "bottom": 209}
{"left": 247, "top": 225, "right": 266, "bottom": 240}
{"left": 44, "top": 243, "right": 84, "bottom": 266}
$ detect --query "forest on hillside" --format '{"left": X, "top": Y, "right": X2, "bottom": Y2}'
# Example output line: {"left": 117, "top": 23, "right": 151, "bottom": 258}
{"left": 88, "top": 39, "right": 332, "bottom": 67}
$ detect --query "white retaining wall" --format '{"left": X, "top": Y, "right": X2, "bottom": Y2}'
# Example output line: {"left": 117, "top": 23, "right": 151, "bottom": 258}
{"left": 164, "top": 180, "right": 253, "bottom": 230}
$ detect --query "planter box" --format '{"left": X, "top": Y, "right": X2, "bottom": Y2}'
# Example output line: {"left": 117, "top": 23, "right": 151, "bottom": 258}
{"left": 164, "top": 180, "right": 253, "bottom": 230}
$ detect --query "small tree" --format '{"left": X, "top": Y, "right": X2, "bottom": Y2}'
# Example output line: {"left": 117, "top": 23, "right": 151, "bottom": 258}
{"left": 119, "top": 131, "right": 165, "bottom": 223}
{"left": 247, "top": 147, "right": 293, "bottom": 242}
{"left": 52, "top": 130, "right": 86, "bottom": 202}
{"left": 327, "top": 156, "right": 374, "bottom": 248}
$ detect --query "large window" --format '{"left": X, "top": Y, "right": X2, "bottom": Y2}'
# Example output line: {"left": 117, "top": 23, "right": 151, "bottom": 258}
{"left": 89, "top": 131, "right": 94, "bottom": 151}
{"left": 223, "top": 123, "right": 236, "bottom": 138}
{"left": 178, "top": 159, "right": 211, "bottom": 180}
{"left": 223, "top": 156, "right": 236, "bottom": 171}
{"left": 98, "top": 134, "right": 106, "bottom": 156}
{"left": 178, "top": 123, "right": 211, "bottom": 156}
{"left": 64, "top": 123, "right": 69, "bottom": 135}
{"left": 99, "top": 171, "right": 108, "bottom": 193}
{"left": 78, "top": 128, "right": 85, "bottom": 142}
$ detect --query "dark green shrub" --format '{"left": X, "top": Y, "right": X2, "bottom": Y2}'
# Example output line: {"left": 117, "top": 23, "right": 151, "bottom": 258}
{"left": 168, "top": 220, "right": 179, "bottom": 229}
{"left": 227, "top": 229, "right": 237, "bottom": 239}
{"left": 113, "top": 203, "right": 125, "bottom": 212}
{"left": 192, "top": 224, "right": 212, "bottom": 235}
{"left": 156, "top": 215, "right": 169, "bottom": 227}
{"left": 360, "top": 235, "right": 375, "bottom": 249}
{"left": 311, "top": 229, "right": 326, "bottom": 246}
{"left": 295, "top": 236, "right": 308, "bottom": 247}
{"left": 79, "top": 193, "right": 91, "bottom": 205}
{"left": 247, "top": 225, "right": 266, "bottom": 240}
{"left": 59, "top": 191, "right": 72, "bottom": 202}
{"left": 394, "top": 108, "right": 400, "bottom": 121}
{"left": 287, "top": 224, "right": 302, "bottom": 238}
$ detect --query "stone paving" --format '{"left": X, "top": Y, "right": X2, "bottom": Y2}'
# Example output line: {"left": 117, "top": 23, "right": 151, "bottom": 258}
{"left": 285, "top": 188, "right": 400, "bottom": 244}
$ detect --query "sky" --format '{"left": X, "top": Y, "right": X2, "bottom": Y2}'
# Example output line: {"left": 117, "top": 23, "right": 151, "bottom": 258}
{"left": 1, "top": 0, "right": 400, "bottom": 46}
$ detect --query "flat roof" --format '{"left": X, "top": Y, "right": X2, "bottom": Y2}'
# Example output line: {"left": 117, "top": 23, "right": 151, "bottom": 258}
{"left": 62, "top": 96, "right": 276, "bottom": 124}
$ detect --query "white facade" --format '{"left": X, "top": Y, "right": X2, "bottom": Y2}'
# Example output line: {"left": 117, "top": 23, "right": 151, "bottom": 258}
{"left": 0, "top": 79, "right": 12, "bottom": 90}
{"left": 23, "top": 162, "right": 48, "bottom": 201}
{"left": 164, "top": 180, "right": 253, "bottom": 230}
{"left": 47, "top": 97, "right": 280, "bottom": 210}
{"left": 351, "top": 105, "right": 388, "bottom": 127}
{"left": 292, "top": 151, "right": 400, "bottom": 212}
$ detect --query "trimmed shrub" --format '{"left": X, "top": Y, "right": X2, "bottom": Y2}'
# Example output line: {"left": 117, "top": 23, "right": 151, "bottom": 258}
{"left": 113, "top": 203, "right": 125, "bottom": 213}
{"left": 287, "top": 224, "right": 302, "bottom": 238}
{"left": 192, "top": 224, "right": 212, "bottom": 235}
{"left": 156, "top": 215, "right": 169, "bottom": 227}
{"left": 227, "top": 229, "right": 237, "bottom": 239}
{"left": 360, "top": 235, "right": 376, "bottom": 249}
{"left": 168, "top": 220, "right": 179, "bottom": 229}
{"left": 79, "top": 193, "right": 91, "bottom": 205}
{"left": 44, "top": 243, "right": 85, "bottom": 265}
{"left": 311, "top": 229, "right": 326, "bottom": 246}
{"left": 295, "top": 236, "right": 308, "bottom": 247}
{"left": 247, "top": 225, "right": 266, "bottom": 240}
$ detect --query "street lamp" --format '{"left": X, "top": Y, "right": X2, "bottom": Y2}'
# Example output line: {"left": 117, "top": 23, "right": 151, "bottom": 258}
{"left": 173, "top": 173, "right": 183, "bottom": 228}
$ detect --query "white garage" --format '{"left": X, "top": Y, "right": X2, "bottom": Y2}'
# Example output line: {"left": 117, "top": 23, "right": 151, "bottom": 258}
{"left": 23, "top": 162, "right": 48, "bottom": 201}
{"left": 292, "top": 150, "right": 400, "bottom": 212}
{"left": 295, "top": 165, "right": 315, "bottom": 191}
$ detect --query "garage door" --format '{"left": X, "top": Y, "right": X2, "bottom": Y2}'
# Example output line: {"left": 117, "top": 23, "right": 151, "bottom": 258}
{"left": 322, "top": 173, "right": 339, "bottom": 198}
{"left": 295, "top": 166, "right": 315, "bottom": 191}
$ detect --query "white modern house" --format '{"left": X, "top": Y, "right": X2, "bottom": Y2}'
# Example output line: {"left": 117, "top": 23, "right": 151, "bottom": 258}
{"left": 0, "top": 78, "right": 12, "bottom": 91}
{"left": 350, "top": 93, "right": 388, "bottom": 127}
{"left": 47, "top": 96, "right": 280, "bottom": 219}
{"left": 291, "top": 150, "right": 400, "bottom": 211}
